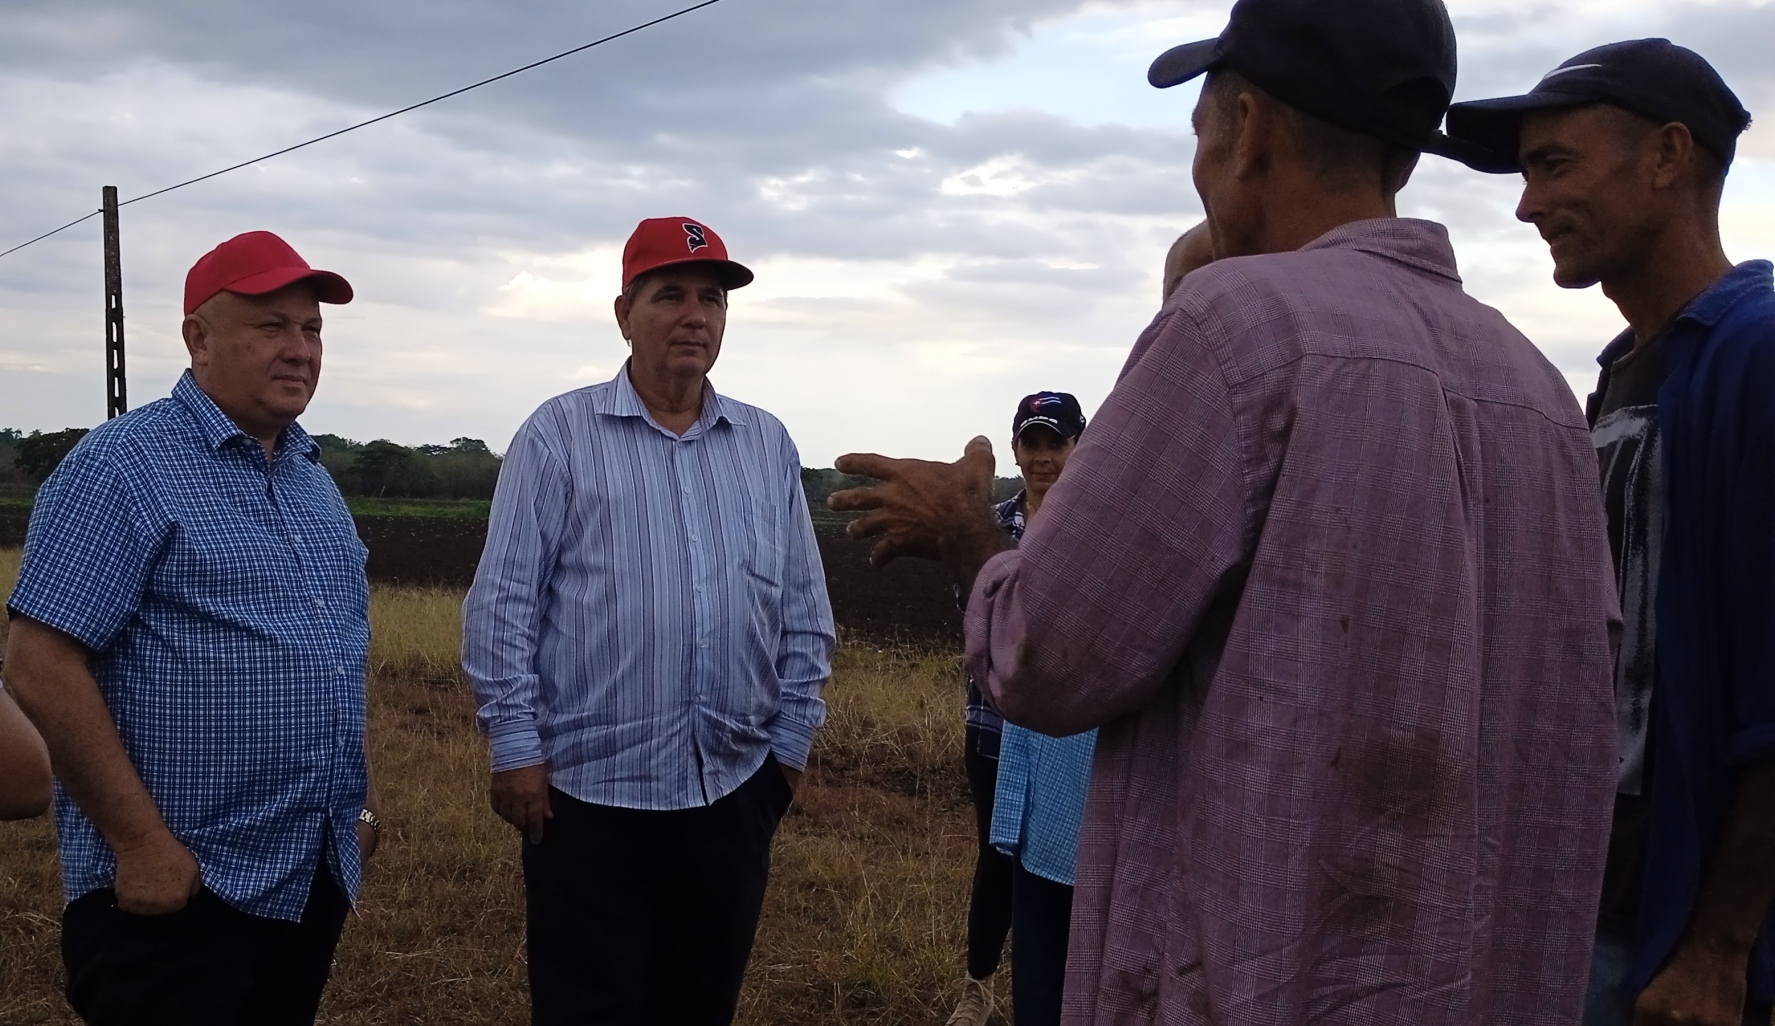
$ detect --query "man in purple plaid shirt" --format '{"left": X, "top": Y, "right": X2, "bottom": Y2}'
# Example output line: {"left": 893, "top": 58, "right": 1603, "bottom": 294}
{"left": 831, "top": 0, "right": 1621, "bottom": 1022}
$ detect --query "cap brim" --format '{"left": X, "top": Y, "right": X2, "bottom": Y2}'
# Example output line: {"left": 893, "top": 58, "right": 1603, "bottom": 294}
{"left": 1443, "top": 91, "right": 1594, "bottom": 173}
{"left": 1420, "top": 131, "right": 1519, "bottom": 174}
{"left": 225, "top": 266, "right": 354, "bottom": 305}
{"left": 1014, "top": 417, "right": 1075, "bottom": 441}
{"left": 1149, "top": 39, "right": 1221, "bottom": 89}
{"left": 632, "top": 256, "right": 755, "bottom": 291}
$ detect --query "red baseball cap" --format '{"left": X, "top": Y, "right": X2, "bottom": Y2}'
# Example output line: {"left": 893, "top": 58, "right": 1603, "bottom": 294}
{"left": 183, "top": 231, "right": 354, "bottom": 315}
{"left": 621, "top": 217, "right": 753, "bottom": 291}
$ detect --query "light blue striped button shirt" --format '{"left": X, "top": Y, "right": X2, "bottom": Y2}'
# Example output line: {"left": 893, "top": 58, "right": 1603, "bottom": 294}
{"left": 462, "top": 366, "right": 835, "bottom": 811}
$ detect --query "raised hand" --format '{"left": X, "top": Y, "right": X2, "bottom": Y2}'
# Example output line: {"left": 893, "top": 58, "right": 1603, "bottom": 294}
{"left": 828, "top": 437, "right": 1011, "bottom": 588}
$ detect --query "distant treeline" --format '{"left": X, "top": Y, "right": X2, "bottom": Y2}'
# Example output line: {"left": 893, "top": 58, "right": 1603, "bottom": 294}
{"left": 313, "top": 435, "right": 501, "bottom": 499}
{"left": 2, "top": 429, "right": 1024, "bottom": 505}
{"left": 0, "top": 428, "right": 502, "bottom": 500}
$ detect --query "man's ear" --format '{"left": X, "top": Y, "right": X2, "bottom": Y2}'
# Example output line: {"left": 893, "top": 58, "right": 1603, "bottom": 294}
{"left": 1646, "top": 121, "right": 1697, "bottom": 191}
{"left": 181, "top": 314, "right": 211, "bottom": 366}
{"left": 613, "top": 293, "right": 633, "bottom": 343}
{"left": 1229, "top": 89, "right": 1273, "bottom": 182}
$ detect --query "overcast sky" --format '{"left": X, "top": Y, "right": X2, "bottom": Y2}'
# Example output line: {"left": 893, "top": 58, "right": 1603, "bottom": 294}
{"left": 0, "top": 0, "right": 1769, "bottom": 465}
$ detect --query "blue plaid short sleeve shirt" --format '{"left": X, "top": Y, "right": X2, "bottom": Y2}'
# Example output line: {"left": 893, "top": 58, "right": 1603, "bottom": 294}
{"left": 7, "top": 371, "right": 371, "bottom": 921}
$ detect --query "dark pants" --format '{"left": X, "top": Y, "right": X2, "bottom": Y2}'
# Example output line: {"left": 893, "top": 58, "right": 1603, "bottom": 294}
{"left": 62, "top": 861, "right": 349, "bottom": 1026}
{"left": 523, "top": 757, "right": 793, "bottom": 1026}
{"left": 1011, "top": 861, "right": 1074, "bottom": 1026}
{"left": 966, "top": 725, "right": 1014, "bottom": 980}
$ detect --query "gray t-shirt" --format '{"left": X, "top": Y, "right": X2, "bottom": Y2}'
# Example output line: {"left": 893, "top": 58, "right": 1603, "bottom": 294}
{"left": 1589, "top": 327, "right": 1667, "bottom": 938}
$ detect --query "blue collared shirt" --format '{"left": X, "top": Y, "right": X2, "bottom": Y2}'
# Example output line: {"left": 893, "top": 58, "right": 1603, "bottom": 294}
{"left": 977, "top": 489, "right": 1097, "bottom": 886}
{"left": 1622, "top": 261, "right": 1775, "bottom": 999}
{"left": 990, "top": 720, "right": 1097, "bottom": 886}
{"left": 7, "top": 372, "right": 370, "bottom": 921}
{"left": 462, "top": 366, "right": 835, "bottom": 810}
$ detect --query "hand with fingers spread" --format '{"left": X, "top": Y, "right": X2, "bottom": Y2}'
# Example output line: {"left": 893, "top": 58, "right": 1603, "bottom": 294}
{"left": 827, "top": 436, "right": 1012, "bottom": 590}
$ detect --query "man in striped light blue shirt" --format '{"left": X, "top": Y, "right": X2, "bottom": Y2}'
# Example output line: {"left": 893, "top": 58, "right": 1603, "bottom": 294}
{"left": 463, "top": 216, "right": 835, "bottom": 1026}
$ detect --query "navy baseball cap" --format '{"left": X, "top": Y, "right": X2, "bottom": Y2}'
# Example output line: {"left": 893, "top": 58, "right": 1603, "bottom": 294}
{"left": 1445, "top": 39, "right": 1752, "bottom": 174}
{"left": 1148, "top": 0, "right": 1458, "bottom": 152}
{"left": 1013, "top": 392, "right": 1086, "bottom": 442}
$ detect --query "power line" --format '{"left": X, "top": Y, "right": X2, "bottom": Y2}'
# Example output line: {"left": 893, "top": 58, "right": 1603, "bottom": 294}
{"left": 0, "top": 0, "right": 728, "bottom": 261}
{"left": 0, "top": 210, "right": 100, "bottom": 261}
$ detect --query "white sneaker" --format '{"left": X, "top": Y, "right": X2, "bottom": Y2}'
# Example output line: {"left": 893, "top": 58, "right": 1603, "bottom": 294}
{"left": 945, "top": 975, "right": 995, "bottom": 1026}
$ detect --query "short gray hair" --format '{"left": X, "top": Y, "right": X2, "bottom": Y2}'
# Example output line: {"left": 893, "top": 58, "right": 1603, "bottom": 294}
{"left": 1205, "top": 69, "right": 1420, "bottom": 197}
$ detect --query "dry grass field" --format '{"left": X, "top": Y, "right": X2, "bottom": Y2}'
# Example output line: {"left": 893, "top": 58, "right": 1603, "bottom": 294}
{"left": 0, "top": 549, "right": 995, "bottom": 1024}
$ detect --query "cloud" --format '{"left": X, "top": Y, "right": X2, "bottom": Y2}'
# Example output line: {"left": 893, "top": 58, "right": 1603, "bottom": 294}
{"left": 0, "top": 0, "right": 1770, "bottom": 463}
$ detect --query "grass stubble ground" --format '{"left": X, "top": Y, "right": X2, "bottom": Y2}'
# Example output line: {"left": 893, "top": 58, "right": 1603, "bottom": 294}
{"left": 0, "top": 549, "right": 994, "bottom": 1024}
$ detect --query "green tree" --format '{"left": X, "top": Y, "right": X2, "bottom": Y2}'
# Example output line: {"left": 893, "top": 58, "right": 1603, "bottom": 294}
{"left": 16, "top": 428, "right": 90, "bottom": 485}
{"left": 350, "top": 440, "right": 423, "bottom": 498}
{"left": 0, "top": 429, "right": 27, "bottom": 488}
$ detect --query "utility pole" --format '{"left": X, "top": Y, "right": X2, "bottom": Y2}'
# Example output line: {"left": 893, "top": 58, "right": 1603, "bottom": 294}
{"left": 102, "top": 185, "right": 127, "bottom": 419}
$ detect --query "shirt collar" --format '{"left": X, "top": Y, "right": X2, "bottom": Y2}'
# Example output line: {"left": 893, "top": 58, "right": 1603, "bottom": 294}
{"left": 598, "top": 361, "right": 746, "bottom": 434}
{"left": 1596, "top": 327, "right": 1637, "bottom": 369}
{"left": 1300, "top": 217, "right": 1463, "bottom": 284}
{"left": 1672, "top": 260, "right": 1774, "bottom": 330}
{"left": 1594, "top": 260, "right": 1774, "bottom": 367}
{"left": 172, "top": 370, "right": 321, "bottom": 462}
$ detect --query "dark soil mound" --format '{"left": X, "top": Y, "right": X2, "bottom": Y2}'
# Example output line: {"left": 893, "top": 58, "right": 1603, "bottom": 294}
{"left": 353, "top": 515, "right": 961, "bottom": 645}
{"left": 2, "top": 510, "right": 960, "bottom": 647}
{"left": 354, "top": 515, "right": 489, "bottom": 588}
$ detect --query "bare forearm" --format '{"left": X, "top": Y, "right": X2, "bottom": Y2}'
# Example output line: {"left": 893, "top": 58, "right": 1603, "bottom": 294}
{"left": 0, "top": 688, "right": 52, "bottom": 819}
{"left": 940, "top": 518, "right": 1014, "bottom": 597}
{"left": 5, "top": 618, "right": 168, "bottom": 848}
{"left": 1687, "top": 762, "right": 1775, "bottom": 952}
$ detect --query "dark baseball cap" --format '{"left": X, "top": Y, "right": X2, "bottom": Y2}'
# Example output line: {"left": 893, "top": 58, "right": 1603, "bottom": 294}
{"left": 1148, "top": 0, "right": 1458, "bottom": 152}
{"left": 1444, "top": 39, "right": 1752, "bottom": 174}
{"left": 1013, "top": 392, "right": 1086, "bottom": 442}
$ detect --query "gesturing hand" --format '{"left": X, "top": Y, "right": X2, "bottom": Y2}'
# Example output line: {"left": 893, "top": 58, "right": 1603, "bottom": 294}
{"left": 491, "top": 765, "right": 553, "bottom": 844}
{"left": 112, "top": 827, "right": 202, "bottom": 915}
{"left": 828, "top": 437, "right": 1009, "bottom": 586}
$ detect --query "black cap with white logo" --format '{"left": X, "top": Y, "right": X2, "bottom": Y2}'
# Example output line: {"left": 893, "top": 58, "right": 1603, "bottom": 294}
{"left": 1013, "top": 392, "right": 1086, "bottom": 442}
{"left": 1148, "top": 0, "right": 1458, "bottom": 153}
{"left": 1444, "top": 39, "right": 1752, "bottom": 174}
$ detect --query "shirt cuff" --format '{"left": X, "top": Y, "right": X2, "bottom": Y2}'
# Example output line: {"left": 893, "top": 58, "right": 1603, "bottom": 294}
{"left": 965, "top": 548, "right": 1024, "bottom": 711}
{"left": 769, "top": 716, "right": 820, "bottom": 772}
{"left": 486, "top": 723, "right": 546, "bottom": 774}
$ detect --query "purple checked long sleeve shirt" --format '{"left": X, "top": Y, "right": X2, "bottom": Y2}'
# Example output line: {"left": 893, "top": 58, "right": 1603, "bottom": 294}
{"left": 968, "top": 219, "right": 1621, "bottom": 1025}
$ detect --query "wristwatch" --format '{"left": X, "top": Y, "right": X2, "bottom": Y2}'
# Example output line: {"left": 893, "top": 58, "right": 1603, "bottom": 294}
{"left": 358, "top": 808, "right": 382, "bottom": 834}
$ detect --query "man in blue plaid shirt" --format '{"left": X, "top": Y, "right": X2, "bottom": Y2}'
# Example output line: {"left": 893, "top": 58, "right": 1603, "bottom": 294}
{"left": 5, "top": 231, "right": 380, "bottom": 1026}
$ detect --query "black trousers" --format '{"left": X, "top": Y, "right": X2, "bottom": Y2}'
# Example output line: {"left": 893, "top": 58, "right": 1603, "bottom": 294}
{"left": 965, "top": 725, "right": 1015, "bottom": 980}
{"left": 1010, "top": 861, "right": 1074, "bottom": 1026}
{"left": 523, "top": 757, "right": 793, "bottom": 1026}
{"left": 62, "top": 861, "right": 349, "bottom": 1026}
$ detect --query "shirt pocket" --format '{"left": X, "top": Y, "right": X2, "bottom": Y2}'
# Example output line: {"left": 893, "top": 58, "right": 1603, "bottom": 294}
{"left": 742, "top": 495, "right": 787, "bottom": 592}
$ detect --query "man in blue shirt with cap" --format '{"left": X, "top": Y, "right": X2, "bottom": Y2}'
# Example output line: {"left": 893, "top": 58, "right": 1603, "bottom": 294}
{"left": 1446, "top": 39, "right": 1775, "bottom": 1026}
